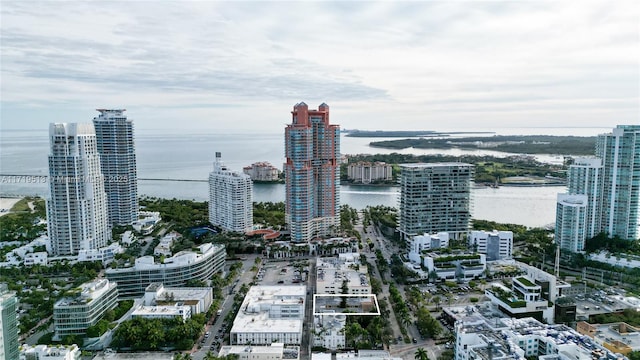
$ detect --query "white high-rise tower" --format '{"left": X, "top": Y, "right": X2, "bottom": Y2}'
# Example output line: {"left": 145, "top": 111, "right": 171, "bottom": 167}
{"left": 93, "top": 109, "right": 138, "bottom": 225}
{"left": 596, "top": 125, "right": 640, "bottom": 240}
{"left": 46, "top": 123, "right": 111, "bottom": 255}
{"left": 208, "top": 152, "right": 253, "bottom": 233}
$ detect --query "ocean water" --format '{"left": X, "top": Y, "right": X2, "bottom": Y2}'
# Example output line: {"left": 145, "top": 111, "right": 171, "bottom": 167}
{"left": 1, "top": 126, "right": 606, "bottom": 227}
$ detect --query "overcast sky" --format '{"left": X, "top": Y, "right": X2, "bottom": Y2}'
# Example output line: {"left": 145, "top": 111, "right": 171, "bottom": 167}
{"left": 1, "top": 1, "right": 638, "bottom": 132}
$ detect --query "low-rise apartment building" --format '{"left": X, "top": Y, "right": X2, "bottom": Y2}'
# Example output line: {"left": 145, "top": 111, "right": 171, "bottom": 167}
{"left": 468, "top": 230, "right": 513, "bottom": 260}
{"left": 53, "top": 279, "right": 118, "bottom": 340}
{"left": 143, "top": 283, "right": 213, "bottom": 315}
{"left": 20, "top": 344, "right": 81, "bottom": 360}
{"left": 453, "top": 306, "right": 625, "bottom": 360}
{"left": 413, "top": 252, "right": 486, "bottom": 281}
{"left": 230, "top": 285, "right": 306, "bottom": 345}
{"left": 316, "top": 253, "right": 371, "bottom": 294}
{"left": 105, "top": 243, "right": 225, "bottom": 298}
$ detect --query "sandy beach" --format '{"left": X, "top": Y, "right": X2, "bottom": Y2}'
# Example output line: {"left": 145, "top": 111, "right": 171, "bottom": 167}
{"left": 0, "top": 197, "right": 22, "bottom": 216}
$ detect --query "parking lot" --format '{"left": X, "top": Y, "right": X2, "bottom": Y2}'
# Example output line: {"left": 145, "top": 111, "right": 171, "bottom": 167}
{"left": 255, "top": 261, "right": 309, "bottom": 286}
{"left": 573, "top": 289, "right": 639, "bottom": 319}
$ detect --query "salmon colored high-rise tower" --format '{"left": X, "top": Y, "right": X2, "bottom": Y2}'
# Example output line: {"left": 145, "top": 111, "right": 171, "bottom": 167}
{"left": 285, "top": 102, "right": 340, "bottom": 242}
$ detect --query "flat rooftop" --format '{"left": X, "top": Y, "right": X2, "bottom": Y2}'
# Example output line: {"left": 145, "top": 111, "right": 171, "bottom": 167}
{"left": 400, "top": 162, "right": 473, "bottom": 168}
{"left": 231, "top": 285, "right": 306, "bottom": 334}
{"left": 219, "top": 343, "right": 285, "bottom": 356}
{"left": 54, "top": 278, "right": 115, "bottom": 308}
{"left": 593, "top": 323, "right": 640, "bottom": 350}
{"left": 94, "top": 352, "right": 173, "bottom": 360}
{"left": 316, "top": 257, "right": 369, "bottom": 290}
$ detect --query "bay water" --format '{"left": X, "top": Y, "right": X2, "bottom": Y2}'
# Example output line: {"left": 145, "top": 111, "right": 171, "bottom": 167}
{"left": 0, "top": 127, "right": 608, "bottom": 227}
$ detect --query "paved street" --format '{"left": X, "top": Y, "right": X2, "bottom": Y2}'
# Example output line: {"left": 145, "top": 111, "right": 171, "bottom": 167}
{"left": 190, "top": 256, "right": 258, "bottom": 360}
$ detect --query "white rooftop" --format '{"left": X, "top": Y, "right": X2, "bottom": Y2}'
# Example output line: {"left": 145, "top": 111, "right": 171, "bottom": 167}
{"left": 219, "top": 343, "right": 285, "bottom": 356}
{"left": 231, "top": 285, "right": 305, "bottom": 334}
{"left": 54, "top": 278, "right": 115, "bottom": 308}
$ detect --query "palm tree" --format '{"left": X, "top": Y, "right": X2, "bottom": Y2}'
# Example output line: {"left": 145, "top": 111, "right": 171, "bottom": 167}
{"left": 415, "top": 347, "right": 430, "bottom": 360}
{"left": 204, "top": 351, "right": 217, "bottom": 360}
{"left": 432, "top": 296, "right": 442, "bottom": 311}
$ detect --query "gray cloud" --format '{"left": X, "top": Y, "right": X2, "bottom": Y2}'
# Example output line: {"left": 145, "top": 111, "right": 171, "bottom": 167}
{"left": 0, "top": 0, "right": 638, "bottom": 131}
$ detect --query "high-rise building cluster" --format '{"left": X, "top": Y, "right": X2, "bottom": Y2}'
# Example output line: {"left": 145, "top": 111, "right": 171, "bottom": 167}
{"left": 556, "top": 125, "right": 640, "bottom": 252}
{"left": 46, "top": 110, "right": 139, "bottom": 256}
{"left": 285, "top": 102, "right": 340, "bottom": 243}
{"left": 208, "top": 152, "right": 253, "bottom": 233}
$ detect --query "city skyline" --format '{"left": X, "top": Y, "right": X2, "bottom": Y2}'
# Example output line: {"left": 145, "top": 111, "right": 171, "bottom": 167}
{"left": 1, "top": 1, "right": 638, "bottom": 132}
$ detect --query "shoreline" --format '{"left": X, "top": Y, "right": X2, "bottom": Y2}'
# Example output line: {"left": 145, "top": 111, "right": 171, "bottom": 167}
{"left": 0, "top": 197, "right": 23, "bottom": 217}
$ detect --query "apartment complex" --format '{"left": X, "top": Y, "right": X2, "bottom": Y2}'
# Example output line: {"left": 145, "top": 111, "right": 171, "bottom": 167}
{"left": 555, "top": 194, "right": 588, "bottom": 253}
{"left": 596, "top": 125, "right": 640, "bottom": 240}
{"left": 566, "top": 157, "right": 603, "bottom": 238}
{"left": 406, "top": 232, "right": 449, "bottom": 263}
{"left": 316, "top": 253, "right": 371, "bottom": 295}
{"left": 419, "top": 252, "right": 487, "bottom": 282}
{"left": 285, "top": 102, "right": 340, "bottom": 242}
{"left": 219, "top": 343, "right": 287, "bottom": 360}
{"left": 398, "top": 163, "right": 474, "bottom": 240}
{"left": 313, "top": 253, "right": 373, "bottom": 350}
{"left": 20, "top": 345, "right": 81, "bottom": 360}
{"left": 53, "top": 279, "right": 118, "bottom": 339}
{"left": 209, "top": 152, "right": 253, "bottom": 233}
{"left": 469, "top": 230, "right": 514, "bottom": 260}
{"left": 92, "top": 109, "right": 138, "bottom": 225}
{"left": 143, "top": 283, "right": 213, "bottom": 315}
{"left": 347, "top": 161, "right": 393, "bottom": 184}
{"left": 46, "top": 123, "right": 110, "bottom": 256}
{"left": 131, "top": 304, "right": 191, "bottom": 321}
{"left": 0, "top": 284, "right": 19, "bottom": 360}
{"left": 554, "top": 125, "right": 640, "bottom": 251}
{"left": 243, "top": 162, "right": 281, "bottom": 182}
{"left": 485, "top": 262, "right": 570, "bottom": 324}
{"left": 105, "top": 243, "right": 225, "bottom": 298}
{"left": 576, "top": 321, "right": 640, "bottom": 355}
{"left": 230, "top": 285, "right": 306, "bottom": 345}
{"left": 452, "top": 305, "right": 623, "bottom": 360}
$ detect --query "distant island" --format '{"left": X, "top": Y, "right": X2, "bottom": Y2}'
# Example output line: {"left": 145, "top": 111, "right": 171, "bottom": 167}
{"left": 369, "top": 135, "right": 597, "bottom": 155}
{"left": 343, "top": 129, "right": 495, "bottom": 138}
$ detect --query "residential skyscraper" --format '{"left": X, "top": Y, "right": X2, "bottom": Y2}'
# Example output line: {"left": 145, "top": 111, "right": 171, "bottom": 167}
{"left": 398, "top": 163, "right": 474, "bottom": 240}
{"left": 566, "top": 157, "right": 603, "bottom": 239}
{"left": 285, "top": 102, "right": 340, "bottom": 243}
{"left": 596, "top": 125, "right": 640, "bottom": 240}
{"left": 0, "top": 284, "right": 19, "bottom": 360}
{"left": 208, "top": 152, "right": 253, "bottom": 233}
{"left": 93, "top": 109, "right": 138, "bottom": 225}
{"left": 555, "top": 194, "right": 588, "bottom": 253}
{"left": 46, "top": 123, "right": 111, "bottom": 255}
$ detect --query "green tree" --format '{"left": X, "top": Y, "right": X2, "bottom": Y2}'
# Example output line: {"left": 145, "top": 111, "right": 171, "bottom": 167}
{"left": 432, "top": 296, "right": 442, "bottom": 311}
{"left": 415, "top": 347, "right": 430, "bottom": 360}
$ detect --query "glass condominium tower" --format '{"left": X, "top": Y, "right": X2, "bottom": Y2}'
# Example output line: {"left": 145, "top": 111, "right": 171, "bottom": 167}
{"left": 285, "top": 102, "right": 340, "bottom": 243}
{"left": 46, "top": 123, "right": 111, "bottom": 255}
{"left": 93, "top": 109, "right": 138, "bottom": 225}
{"left": 398, "top": 163, "right": 474, "bottom": 241}
{"left": 0, "top": 284, "right": 19, "bottom": 360}
{"left": 596, "top": 125, "right": 640, "bottom": 240}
